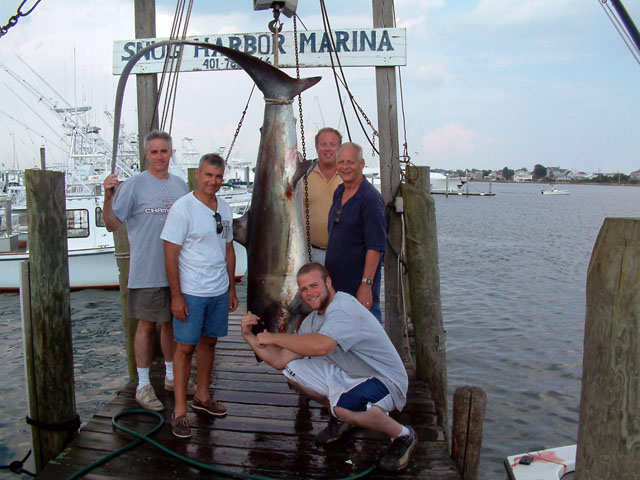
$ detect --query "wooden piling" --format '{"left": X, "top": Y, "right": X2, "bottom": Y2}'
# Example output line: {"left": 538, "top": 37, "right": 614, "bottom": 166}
{"left": 113, "top": 223, "right": 137, "bottom": 380}
{"left": 21, "top": 169, "right": 78, "bottom": 472}
{"left": 451, "top": 386, "right": 486, "bottom": 480}
{"left": 575, "top": 217, "right": 640, "bottom": 478}
{"left": 188, "top": 167, "right": 197, "bottom": 190}
{"left": 402, "top": 166, "right": 448, "bottom": 430}
{"left": 373, "top": 0, "right": 403, "bottom": 354}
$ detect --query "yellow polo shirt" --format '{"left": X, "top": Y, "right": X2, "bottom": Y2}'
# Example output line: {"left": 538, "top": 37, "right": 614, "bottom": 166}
{"left": 305, "top": 167, "right": 342, "bottom": 248}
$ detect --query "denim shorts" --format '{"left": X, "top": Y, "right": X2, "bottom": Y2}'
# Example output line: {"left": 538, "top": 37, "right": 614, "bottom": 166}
{"left": 173, "top": 291, "right": 229, "bottom": 345}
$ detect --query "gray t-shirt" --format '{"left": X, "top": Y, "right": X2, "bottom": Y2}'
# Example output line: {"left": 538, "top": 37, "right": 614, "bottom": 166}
{"left": 112, "top": 171, "right": 188, "bottom": 288}
{"left": 298, "top": 292, "right": 408, "bottom": 410}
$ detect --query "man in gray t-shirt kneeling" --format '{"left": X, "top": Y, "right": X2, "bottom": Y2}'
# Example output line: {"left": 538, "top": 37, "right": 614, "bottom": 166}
{"left": 241, "top": 262, "right": 418, "bottom": 472}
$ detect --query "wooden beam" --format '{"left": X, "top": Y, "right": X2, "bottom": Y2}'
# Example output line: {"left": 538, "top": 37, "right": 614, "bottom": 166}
{"left": 576, "top": 218, "right": 640, "bottom": 478}
{"left": 373, "top": 0, "right": 403, "bottom": 353}
{"left": 22, "top": 169, "right": 77, "bottom": 471}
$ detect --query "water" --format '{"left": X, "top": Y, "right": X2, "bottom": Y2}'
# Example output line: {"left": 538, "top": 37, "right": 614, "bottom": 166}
{"left": 0, "top": 182, "right": 638, "bottom": 478}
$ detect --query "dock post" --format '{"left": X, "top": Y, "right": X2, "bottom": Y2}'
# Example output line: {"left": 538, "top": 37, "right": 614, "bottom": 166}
{"left": 575, "top": 218, "right": 640, "bottom": 478}
{"left": 114, "top": 223, "right": 137, "bottom": 380}
{"left": 21, "top": 169, "right": 78, "bottom": 472}
{"left": 402, "top": 165, "right": 448, "bottom": 429}
{"left": 373, "top": 0, "right": 403, "bottom": 353}
{"left": 451, "top": 386, "right": 486, "bottom": 480}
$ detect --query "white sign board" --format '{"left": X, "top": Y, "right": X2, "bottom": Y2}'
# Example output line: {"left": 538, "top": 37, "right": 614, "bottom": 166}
{"left": 112, "top": 28, "right": 406, "bottom": 75}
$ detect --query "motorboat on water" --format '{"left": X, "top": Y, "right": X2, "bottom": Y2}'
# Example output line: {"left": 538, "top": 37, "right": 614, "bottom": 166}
{"left": 504, "top": 444, "right": 576, "bottom": 480}
{"left": 541, "top": 185, "right": 570, "bottom": 195}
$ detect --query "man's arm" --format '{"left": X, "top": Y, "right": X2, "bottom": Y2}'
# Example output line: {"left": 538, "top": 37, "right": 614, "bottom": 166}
{"left": 225, "top": 241, "right": 238, "bottom": 312}
{"left": 102, "top": 174, "right": 123, "bottom": 232}
{"left": 164, "top": 240, "right": 188, "bottom": 322}
{"left": 241, "top": 312, "right": 303, "bottom": 370}
{"left": 256, "top": 330, "right": 337, "bottom": 358}
{"left": 356, "top": 249, "right": 381, "bottom": 309}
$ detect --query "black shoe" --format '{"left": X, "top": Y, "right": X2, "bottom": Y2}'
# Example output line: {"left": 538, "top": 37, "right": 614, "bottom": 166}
{"left": 315, "top": 417, "right": 354, "bottom": 445}
{"left": 378, "top": 426, "right": 418, "bottom": 471}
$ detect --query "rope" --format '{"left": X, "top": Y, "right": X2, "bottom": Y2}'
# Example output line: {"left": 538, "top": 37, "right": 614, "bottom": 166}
{"left": 398, "top": 210, "right": 413, "bottom": 364}
{"left": 318, "top": 1, "right": 380, "bottom": 155}
{"left": 26, "top": 414, "right": 81, "bottom": 432}
{"left": 598, "top": 0, "right": 640, "bottom": 65}
{"left": 65, "top": 409, "right": 376, "bottom": 480}
{"left": 0, "top": 450, "right": 35, "bottom": 477}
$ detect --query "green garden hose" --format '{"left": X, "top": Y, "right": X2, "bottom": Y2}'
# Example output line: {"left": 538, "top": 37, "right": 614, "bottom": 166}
{"left": 66, "top": 409, "right": 375, "bottom": 480}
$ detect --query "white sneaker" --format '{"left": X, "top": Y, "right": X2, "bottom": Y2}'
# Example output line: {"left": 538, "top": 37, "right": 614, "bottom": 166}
{"left": 165, "top": 377, "right": 197, "bottom": 396}
{"left": 135, "top": 384, "right": 164, "bottom": 411}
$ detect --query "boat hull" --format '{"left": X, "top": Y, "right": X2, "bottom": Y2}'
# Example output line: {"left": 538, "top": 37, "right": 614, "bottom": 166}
{"left": 0, "top": 247, "right": 119, "bottom": 290}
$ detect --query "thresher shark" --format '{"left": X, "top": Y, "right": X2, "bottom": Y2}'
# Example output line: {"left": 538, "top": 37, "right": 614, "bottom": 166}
{"left": 111, "top": 40, "right": 321, "bottom": 335}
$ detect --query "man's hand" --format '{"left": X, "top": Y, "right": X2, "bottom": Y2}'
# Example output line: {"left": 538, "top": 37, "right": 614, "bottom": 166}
{"left": 229, "top": 289, "right": 239, "bottom": 312}
{"left": 171, "top": 294, "right": 189, "bottom": 322}
{"left": 103, "top": 174, "right": 119, "bottom": 200}
{"left": 241, "top": 311, "right": 260, "bottom": 339}
{"left": 356, "top": 283, "right": 373, "bottom": 310}
{"left": 256, "top": 330, "right": 275, "bottom": 348}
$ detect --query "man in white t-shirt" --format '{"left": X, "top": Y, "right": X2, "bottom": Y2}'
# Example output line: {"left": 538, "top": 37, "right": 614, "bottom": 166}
{"left": 161, "top": 153, "right": 238, "bottom": 439}
{"left": 241, "top": 262, "right": 417, "bottom": 472}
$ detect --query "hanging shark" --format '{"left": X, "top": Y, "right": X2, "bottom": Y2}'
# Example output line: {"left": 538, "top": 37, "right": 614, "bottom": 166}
{"left": 111, "top": 41, "right": 321, "bottom": 334}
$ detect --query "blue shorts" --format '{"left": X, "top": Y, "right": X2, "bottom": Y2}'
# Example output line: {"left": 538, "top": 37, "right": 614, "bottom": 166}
{"left": 173, "top": 292, "right": 229, "bottom": 345}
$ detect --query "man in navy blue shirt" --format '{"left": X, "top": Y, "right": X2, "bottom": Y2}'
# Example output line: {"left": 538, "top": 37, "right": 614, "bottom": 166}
{"left": 325, "top": 142, "right": 386, "bottom": 323}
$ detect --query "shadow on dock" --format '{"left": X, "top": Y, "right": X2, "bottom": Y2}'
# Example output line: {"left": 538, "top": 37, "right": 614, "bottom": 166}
{"left": 38, "top": 312, "right": 458, "bottom": 479}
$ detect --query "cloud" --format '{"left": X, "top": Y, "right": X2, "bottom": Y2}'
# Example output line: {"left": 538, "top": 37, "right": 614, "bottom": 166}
{"left": 411, "top": 63, "right": 456, "bottom": 84}
{"left": 419, "top": 123, "right": 501, "bottom": 168}
{"left": 466, "top": 0, "right": 578, "bottom": 28}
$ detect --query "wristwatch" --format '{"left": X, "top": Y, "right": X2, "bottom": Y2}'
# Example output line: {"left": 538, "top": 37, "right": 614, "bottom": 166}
{"left": 361, "top": 277, "right": 373, "bottom": 285}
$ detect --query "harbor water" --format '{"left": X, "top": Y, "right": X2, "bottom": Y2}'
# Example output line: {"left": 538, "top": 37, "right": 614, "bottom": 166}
{"left": 1, "top": 182, "right": 639, "bottom": 478}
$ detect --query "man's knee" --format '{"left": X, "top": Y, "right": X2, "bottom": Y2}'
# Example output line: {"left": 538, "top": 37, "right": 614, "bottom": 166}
{"left": 176, "top": 342, "right": 196, "bottom": 356}
{"left": 200, "top": 336, "right": 218, "bottom": 347}
{"left": 333, "top": 406, "right": 356, "bottom": 423}
{"left": 136, "top": 319, "right": 157, "bottom": 335}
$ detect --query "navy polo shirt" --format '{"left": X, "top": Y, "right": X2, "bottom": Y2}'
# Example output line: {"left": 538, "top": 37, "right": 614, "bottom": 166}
{"left": 325, "top": 178, "right": 387, "bottom": 307}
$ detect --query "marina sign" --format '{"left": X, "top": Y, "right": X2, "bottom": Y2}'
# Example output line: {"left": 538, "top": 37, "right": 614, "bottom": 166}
{"left": 112, "top": 28, "right": 406, "bottom": 75}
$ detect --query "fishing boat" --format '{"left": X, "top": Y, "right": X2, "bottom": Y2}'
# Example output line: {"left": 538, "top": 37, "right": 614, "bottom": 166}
{"left": 0, "top": 192, "right": 248, "bottom": 290}
{"left": 504, "top": 444, "right": 576, "bottom": 480}
{"left": 541, "top": 185, "right": 570, "bottom": 195}
{"left": 0, "top": 194, "right": 119, "bottom": 290}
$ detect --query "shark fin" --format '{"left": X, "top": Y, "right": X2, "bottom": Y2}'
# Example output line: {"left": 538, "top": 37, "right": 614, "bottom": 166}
{"left": 233, "top": 211, "right": 250, "bottom": 247}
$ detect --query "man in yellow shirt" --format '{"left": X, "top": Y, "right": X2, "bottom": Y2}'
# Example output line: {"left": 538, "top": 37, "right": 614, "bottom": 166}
{"left": 305, "top": 127, "right": 343, "bottom": 264}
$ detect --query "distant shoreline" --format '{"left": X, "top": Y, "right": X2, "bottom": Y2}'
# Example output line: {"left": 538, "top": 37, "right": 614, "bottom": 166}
{"left": 468, "top": 179, "right": 640, "bottom": 186}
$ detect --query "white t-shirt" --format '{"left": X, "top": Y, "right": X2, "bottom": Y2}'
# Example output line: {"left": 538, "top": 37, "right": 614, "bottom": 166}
{"left": 161, "top": 191, "right": 233, "bottom": 297}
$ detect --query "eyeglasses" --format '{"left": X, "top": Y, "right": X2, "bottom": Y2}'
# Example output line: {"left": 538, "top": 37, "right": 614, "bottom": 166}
{"left": 334, "top": 204, "right": 343, "bottom": 225}
{"left": 213, "top": 212, "right": 223, "bottom": 234}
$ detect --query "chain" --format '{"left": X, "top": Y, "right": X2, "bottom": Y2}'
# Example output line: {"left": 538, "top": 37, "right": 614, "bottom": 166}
{"left": 0, "top": 0, "right": 42, "bottom": 38}
{"left": 226, "top": 84, "right": 255, "bottom": 161}
{"left": 294, "top": 15, "right": 312, "bottom": 262}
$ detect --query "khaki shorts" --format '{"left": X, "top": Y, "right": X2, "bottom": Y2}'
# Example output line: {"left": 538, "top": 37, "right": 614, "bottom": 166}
{"left": 127, "top": 287, "right": 172, "bottom": 323}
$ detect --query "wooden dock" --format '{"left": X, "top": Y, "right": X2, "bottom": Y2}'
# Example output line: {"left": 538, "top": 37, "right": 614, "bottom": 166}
{"left": 38, "top": 312, "right": 459, "bottom": 479}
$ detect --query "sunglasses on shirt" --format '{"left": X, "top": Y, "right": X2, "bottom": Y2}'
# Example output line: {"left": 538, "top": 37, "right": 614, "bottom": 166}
{"left": 213, "top": 212, "right": 223, "bottom": 234}
{"left": 334, "top": 204, "right": 343, "bottom": 225}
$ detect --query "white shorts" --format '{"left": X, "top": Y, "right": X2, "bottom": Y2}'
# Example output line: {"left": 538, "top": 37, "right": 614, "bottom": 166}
{"left": 283, "top": 356, "right": 394, "bottom": 416}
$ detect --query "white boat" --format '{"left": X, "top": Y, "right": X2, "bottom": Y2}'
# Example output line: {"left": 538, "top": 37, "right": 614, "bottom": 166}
{"left": 541, "top": 185, "right": 570, "bottom": 195}
{"left": 0, "top": 192, "right": 248, "bottom": 290}
{"left": 0, "top": 194, "right": 119, "bottom": 290}
{"left": 430, "top": 172, "right": 464, "bottom": 194}
{"left": 504, "top": 444, "right": 576, "bottom": 480}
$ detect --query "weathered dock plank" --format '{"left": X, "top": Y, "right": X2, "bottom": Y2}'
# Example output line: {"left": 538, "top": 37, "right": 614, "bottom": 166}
{"left": 37, "top": 312, "right": 458, "bottom": 479}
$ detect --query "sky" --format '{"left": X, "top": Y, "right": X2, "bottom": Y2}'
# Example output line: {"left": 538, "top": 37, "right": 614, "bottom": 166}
{"left": 0, "top": 0, "right": 638, "bottom": 175}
